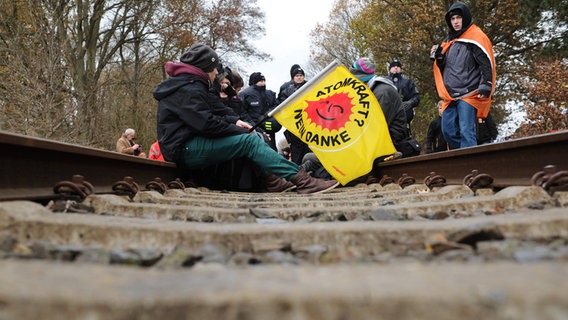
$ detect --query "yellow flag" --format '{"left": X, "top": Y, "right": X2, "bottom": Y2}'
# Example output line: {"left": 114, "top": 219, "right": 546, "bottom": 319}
{"left": 272, "top": 60, "right": 396, "bottom": 185}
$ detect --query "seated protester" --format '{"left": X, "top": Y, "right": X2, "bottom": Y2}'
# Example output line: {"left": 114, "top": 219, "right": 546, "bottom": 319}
{"left": 426, "top": 100, "right": 448, "bottom": 153}
{"left": 153, "top": 43, "right": 338, "bottom": 194}
{"left": 239, "top": 72, "right": 281, "bottom": 151}
{"left": 301, "top": 152, "right": 333, "bottom": 180}
{"left": 351, "top": 57, "right": 421, "bottom": 158}
{"left": 284, "top": 129, "right": 311, "bottom": 165}
{"left": 216, "top": 66, "right": 254, "bottom": 124}
{"left": 298, "top": 58, "right": 420, "bottom": 183}
{"left": 279, "top": 146, "right": 292, "bottom": 161}
{"left": 215, "top": 66, "right": 267, "bottom": 143}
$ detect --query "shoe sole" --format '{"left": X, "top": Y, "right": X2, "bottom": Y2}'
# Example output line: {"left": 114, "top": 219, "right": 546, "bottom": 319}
{"left": 298, "top": 181, "right": 340, "bottom": 195}
{"left": 281, "top": 186, "right": 297, "bottom": 193}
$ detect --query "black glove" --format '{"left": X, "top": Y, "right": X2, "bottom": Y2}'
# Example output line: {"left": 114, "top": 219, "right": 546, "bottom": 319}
{"left": 223, "top": 84, "right": 237, "bottom": 98}
{"left": 434, "top": 45, "right": 444, "bottom": 59}
{"left": 402, "top": 101, "right": 412, "bottom": 111}
{"left": 478, "top": 88, "right": 491, "bottom": 97}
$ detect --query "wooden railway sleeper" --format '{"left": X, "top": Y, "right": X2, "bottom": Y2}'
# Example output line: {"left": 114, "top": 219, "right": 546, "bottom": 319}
{"left": 53, "top": 175, "right": 94, "bottom": 200}
{"left": 531, "top": 165, "right": 568, "bottom": 195}
{"left": 463, "top": 170, "right": 494, "bottom": 192}
{"left": 424, "top": 172, "right": 447, "bottom": 190}
{"left": 112, "top": 176, "right": 140, "bottom": 199}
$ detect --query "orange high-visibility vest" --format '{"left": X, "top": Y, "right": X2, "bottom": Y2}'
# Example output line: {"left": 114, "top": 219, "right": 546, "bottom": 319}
{"left": 148, "top": 141, "right": 165, "bottom": 161}
{"left": 433, "top": 25, "right": 496, "bottom": 118}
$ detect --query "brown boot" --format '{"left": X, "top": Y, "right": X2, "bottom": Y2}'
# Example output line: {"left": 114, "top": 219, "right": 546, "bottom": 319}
{"left": 264, "top": 173, "right": 297, "bottom": 193}
{"left": 291, "top": 168, "right": 340, "bottom": 194}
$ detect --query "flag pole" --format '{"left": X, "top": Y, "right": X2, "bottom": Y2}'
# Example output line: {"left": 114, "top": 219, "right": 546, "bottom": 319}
{"left": 248, "top": 59, "right": 342, "bottom": 132}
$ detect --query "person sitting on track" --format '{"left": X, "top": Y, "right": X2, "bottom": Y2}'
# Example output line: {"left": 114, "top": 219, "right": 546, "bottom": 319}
{"left": 152, "top": 43, "right": 339, "bottom": 194}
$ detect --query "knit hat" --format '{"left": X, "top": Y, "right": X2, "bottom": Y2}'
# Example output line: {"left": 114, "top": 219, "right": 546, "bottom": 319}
{"left": 290, "top": 64, "right": 305, "bottom": 78}
{"left": 350, "top": 57, "right": 376, "bottom": 82}
{"left": 180, "top": 43, "right": 219, "bottom": 72}
{"left": 249, "top": 72, "right": 265, "bottom": 86}
{"left": 389, "top": 58, "right": 402, "bottom": 69}
{"left": 352, "top": 58, "right": 376, "bottom": 74}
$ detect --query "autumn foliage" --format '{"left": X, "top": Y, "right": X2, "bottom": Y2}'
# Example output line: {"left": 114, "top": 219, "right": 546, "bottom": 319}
{"left": 513, "top": 58, "right": 568, "bottom": 138}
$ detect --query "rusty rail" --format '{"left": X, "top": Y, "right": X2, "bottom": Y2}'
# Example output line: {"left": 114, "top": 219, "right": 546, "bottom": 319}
{"left": 378, "top": 130, "right": 568, "bottom": 189}
{"left": 0, "top": 131, "right": 178, "bottom": 202}
{"left": 1, "top": 130, "right": 567, "bottom": 202}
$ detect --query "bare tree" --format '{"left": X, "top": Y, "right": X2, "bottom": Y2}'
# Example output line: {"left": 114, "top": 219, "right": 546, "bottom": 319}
{"left": 0, "top": 0, "right": 270, "bottom": 151}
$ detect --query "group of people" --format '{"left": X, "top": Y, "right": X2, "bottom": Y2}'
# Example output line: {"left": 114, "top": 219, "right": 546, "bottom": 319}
{"left": 116, "top": 128, "right": 164, "bottom": 161}
{"left": 117, "top": 1, "right": 496, "bottom": 193}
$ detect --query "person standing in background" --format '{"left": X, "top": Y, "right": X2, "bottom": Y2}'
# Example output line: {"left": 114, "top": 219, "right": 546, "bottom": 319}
{"left": 387, "top": 58, "right": 420, "bottom": 133}
{"left": 239, "top": 72, "right": 281, "bottom": 151}
{"left": 278, "top": 64, "right": 311, "bottom": 165}
{"left": 432, "top": 1, "right": 496, "bottom": 150}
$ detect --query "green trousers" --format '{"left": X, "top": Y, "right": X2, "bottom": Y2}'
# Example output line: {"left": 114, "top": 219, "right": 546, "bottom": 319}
{"left": 181, "top": 133, "right": 299, "bottom": 180}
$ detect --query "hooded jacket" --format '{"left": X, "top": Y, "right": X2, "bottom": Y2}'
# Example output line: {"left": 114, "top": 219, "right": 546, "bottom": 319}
{"left": 153, "top": 62, "right": 247, "bottom": 162}
{"left": 433, "top": 2, "right": 496, "bottom": 118}
{"left": 367, "top": 76, "right": 409, "bottom": 145}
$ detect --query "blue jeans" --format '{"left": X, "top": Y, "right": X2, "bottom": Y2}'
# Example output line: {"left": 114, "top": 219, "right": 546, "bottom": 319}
{"left": 181, "top": 133, "right": 299, "bottom": 180}
{"left": 441, "top": 100, "right": 477, "bottom": 149}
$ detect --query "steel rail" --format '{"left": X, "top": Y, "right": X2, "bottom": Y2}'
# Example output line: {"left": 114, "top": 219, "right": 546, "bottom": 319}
{"left": 378, "top": 130, "right": 568, "bottom": 187}
{"left": 1, "top": 130, "right": 567, "bottom": 202}
{"left": 0, "top": 131, "right": 178, "bottom": 202}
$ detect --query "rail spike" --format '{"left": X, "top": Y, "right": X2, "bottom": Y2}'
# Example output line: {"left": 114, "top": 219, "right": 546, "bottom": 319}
{"left": 463, "top": 169, "right": 494, "bottom": 192}
{"left": 424, "top": 172, "right": 447, "bottom": 190}
{"left": 53, "top": 175, "right": 94, "bottom": 200}
{"left": 378, "top": 175, "right": 395, "bottom": 186}
{"left": 397, "top": 173, "right": 415, "bottom": 189}
{"left": 167, "top": 178, "right": 186, "bottom": 190}
{"left": 531, "top": 165, "right": 568, "bottom": 195}
{"left": 112, "top": 176, "right": 140, "bottom": 198}
{"left": 145, "top": 177, "right": 167, "bottom": 194}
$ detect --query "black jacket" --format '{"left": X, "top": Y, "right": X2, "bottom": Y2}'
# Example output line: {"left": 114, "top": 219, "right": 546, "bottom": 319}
{"left": 277, "top": 79, "right": 306, "bottom": 104}
{"left": 153, "top": 63, "right": 247, "bottom": 162}
{"left": 437, "top": 2, "right": 493, "bottom": 98}
{"left": 426, "top": 116, "right": 448, "bottom": 153}
{"left": 367, "top": 76, "right": 409, "bottom": 145}
{"left": 238, "top": 85, "right": 277, "bottom": 125}
{"left": 388, "top": 73, "right": 420, "bottom": 122}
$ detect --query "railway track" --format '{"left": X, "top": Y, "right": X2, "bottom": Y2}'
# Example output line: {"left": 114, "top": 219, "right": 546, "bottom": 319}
{"left": 2, "top": 130, "right": 567, "bottom": 202}
{"left": 1, "top": 130, "right": 568, "bottom": 319}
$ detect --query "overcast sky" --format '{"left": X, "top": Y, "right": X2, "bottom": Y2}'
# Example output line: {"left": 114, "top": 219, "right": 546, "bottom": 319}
{"left": 249, "top": 0, "right": 334, "bottom": 93}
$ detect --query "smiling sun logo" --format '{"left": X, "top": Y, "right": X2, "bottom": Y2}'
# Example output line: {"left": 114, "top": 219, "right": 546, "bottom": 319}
{"left": 304, "top": 92, "right": 354, "bottom": 132}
